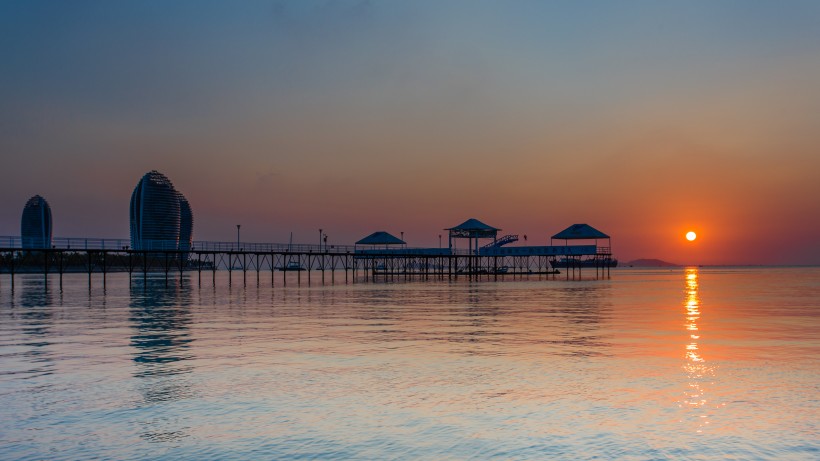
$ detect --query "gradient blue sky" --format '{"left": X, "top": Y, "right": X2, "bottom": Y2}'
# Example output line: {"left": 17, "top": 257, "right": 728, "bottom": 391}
{"left": 2, "top": 1, "right": 819, "bottom": 264}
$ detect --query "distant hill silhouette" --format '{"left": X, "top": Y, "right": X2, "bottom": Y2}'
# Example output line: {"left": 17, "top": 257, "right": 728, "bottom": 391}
{"left": 625, "top": 258, "right": 679, "bottom": 267}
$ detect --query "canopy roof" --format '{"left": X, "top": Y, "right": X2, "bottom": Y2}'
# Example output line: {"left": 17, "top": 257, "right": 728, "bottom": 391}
{"left": 355, "top": 231, "right": 405, "bottom": 246}
{"left": 446, "top": 218, "right": 500, "bottom": 239}
{"left": 552, "top": 224, "right": 609, "bottom": 240}
{"left": 445, "top": 218, "right": 500, "bottom": 232}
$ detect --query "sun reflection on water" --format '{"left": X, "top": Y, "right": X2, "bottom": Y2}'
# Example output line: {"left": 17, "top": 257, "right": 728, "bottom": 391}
{"left": 679, "top": 268, "right": 718, "bottom": 433}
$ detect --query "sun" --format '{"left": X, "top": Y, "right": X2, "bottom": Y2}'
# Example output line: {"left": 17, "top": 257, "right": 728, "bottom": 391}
{"left": 686, "top": 231, "right": 697, "bottom": 241}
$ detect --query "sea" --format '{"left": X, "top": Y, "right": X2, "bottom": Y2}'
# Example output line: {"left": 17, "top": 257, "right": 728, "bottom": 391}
{"left": 0, "top": 267, "right": 817, "bottom": 460}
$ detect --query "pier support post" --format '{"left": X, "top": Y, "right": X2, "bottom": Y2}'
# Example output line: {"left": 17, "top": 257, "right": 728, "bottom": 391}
{"left": 177, "top": 251, "right": 183, "bottom": 286}
{"left": 43, "top": 250, "right": 49, "bottom": 286}
{"left": 164, "top": 252, "right": 169, "bottom": 286}
{"left": 59, "top": 250, "right": 63, "bottom": 290}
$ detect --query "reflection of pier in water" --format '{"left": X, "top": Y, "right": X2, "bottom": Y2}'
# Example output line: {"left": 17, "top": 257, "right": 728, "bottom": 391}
{"left": 129, "top": 276, "right": 195, "bottom": 443}
{"left": 6, "top": 277, "right": 59, "bottom": 381}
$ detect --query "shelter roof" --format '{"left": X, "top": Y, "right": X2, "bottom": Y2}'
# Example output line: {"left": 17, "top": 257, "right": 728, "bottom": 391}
{"left": 355, "top": 231, "right": 405, "bottom": 245}
{"left": 552, "top": 224, "right": 609, "bottom": 240}
{"left": 445, "top": 218, "right": 500, "bottom": 232}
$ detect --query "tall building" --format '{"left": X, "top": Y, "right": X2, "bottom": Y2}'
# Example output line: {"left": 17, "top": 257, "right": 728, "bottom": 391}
{"left": 21, "top": 195, "right": 52, "bottom": 249}
{"left": 178, "top": 192, "right": 193, "bottom": 253}
{"left": 130, "top": 171, "right": 181, "bottom": 250}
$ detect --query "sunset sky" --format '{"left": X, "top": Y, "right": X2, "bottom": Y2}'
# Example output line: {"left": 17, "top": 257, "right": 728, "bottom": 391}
{"left": 2, "top": 1, "right": 819, "bottom": 265}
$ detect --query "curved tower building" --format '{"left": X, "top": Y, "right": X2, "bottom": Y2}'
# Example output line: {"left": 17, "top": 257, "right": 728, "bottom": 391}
{"left": 178, "top": 192, "right": 193, "bottom": 253}
{"left": 21, "top": 195, "right": 52, "bottom": 249}
{"left": 130, "top": 171, "right": 181, "bottom": 250}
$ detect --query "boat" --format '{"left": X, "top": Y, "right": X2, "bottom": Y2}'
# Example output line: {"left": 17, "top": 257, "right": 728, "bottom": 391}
{"left": 278, "top": 232, "right": 305, "bottom": 271}
{"left": 278, "top": 260, "right": 305, "bottom": 271}
{"left": 550, "top": 257, "right": 618, "bottom": 269}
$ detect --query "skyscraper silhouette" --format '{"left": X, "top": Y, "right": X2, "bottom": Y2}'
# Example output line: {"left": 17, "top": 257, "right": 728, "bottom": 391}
{"left": 178, "top": 192, "right": 193, "bottom": 254}
{"left": 130, "top": 170, "right": 188, "bottom": 251}
{"left": 21, "top": 195, "right": 52, "bottom": 249}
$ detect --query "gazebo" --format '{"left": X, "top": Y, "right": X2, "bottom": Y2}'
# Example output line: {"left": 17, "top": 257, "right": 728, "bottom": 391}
{"left": 355, "top": 231, "right": 406, "bottom": 250}
{"left": 445, "top": 218, "right": 499, "bottom": 255}
{"left": 550, "top": 223, "right": 614, "bottom": 275}
{"left": 550, "top": 223, "right": 610, "bottom": 249}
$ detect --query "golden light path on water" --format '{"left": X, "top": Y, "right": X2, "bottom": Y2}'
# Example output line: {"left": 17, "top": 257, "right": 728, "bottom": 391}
{"left": 680, "top": 267, "right": 722, "bottom": 432}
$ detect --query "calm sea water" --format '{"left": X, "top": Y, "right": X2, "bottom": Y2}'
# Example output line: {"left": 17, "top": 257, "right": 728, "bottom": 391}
{"left": 0, "top": 267, "right": 817, "bottom": 460}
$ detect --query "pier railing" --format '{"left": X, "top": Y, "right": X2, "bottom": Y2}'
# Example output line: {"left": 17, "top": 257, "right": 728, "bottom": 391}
{"left": 0, "top": 236, "right": 131, "bottom": 250}
{"left": 0, "top": 236, "right": 359, "bottom": 252}
{"left": 0, "top": 236, "right": 471, "bottom": 254}
{"left": 189, "top": 240, "right": 358, "bottom": 253}
{"left": 0, "top": 236, "right": 608, "bottom": 258}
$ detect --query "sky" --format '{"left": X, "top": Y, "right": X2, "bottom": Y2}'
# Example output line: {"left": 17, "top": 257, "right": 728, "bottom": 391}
{"left": 1, "top": 0, "right": 819, "bottom": 265}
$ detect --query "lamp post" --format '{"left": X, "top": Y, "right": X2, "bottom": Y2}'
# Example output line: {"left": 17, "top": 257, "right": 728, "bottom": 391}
{"left": 236, "top": 224, "right": 241, "bottom": 250}
{"left": 319, "top": 228, "right": 323, "bottom": 252}
{"left": 438, "top": 234, "right": 442, "bottom": 249}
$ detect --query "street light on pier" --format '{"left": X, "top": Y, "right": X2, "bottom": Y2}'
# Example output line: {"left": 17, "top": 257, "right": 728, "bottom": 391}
{"left": 236, "top": 224, "right": 241, "bottom": 250}
{"left": 319, "top": 228, "right": 323, "bottom": 252}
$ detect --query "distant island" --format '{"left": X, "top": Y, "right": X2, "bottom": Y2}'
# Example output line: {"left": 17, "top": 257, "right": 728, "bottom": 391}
{"left": 624, "top": 258, "right": 679, "bottom": 267}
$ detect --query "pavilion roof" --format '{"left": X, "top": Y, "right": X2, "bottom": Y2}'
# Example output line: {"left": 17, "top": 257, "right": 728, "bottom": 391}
{"left": 551, "top": 224, "right": 609, "bottom": 240}
{"left": 355, "top": 231, "right": 405, "bottom": 246}
{"left": 445, "top": 218, "right": 500, "bottom": 232}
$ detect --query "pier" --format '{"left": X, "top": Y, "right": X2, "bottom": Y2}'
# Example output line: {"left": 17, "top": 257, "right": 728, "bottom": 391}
{"left": 9, "top": 172, "right": 616, "bottom": 289}
{"left": 0, "top": 229, "right": 613, "bottom": 289}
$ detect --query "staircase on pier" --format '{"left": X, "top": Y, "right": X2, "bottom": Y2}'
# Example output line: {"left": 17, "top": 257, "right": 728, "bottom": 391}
{"left": 481, "top": 234, "right": 519, "bottom": 249}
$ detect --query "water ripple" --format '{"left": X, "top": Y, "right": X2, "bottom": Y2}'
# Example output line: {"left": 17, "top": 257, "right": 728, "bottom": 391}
{"left": 0, "top": 269, "right": 818, "bottom": 460}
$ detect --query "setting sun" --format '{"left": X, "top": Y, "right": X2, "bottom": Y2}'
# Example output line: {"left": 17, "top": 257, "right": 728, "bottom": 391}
{"left": 686, "top": 231, "right": 697, "bottom": 241}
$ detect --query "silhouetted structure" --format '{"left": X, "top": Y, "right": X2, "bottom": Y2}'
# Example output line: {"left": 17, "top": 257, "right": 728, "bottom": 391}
{"left": 550, "top": 223, "right": 616, "bottom": 269}
{"left": 446, "top": 218, "right": 499, "bottom": 255}
{"left": 130, "top": 170, "right": 191, "bottom": 251}
{"left": 355, "top": 231, "right": 405, "bottom": 249}
{"left": 21, "top": 195, "right": 52, "bottom": 249}
{"left": 178, "top": 193, "right": 193, "bottom": 253}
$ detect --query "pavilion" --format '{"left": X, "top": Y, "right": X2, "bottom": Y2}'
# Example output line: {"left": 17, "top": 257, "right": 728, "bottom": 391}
{"left": 551, "top": 223, "right": 611, "bottom": 251}
{"left": 445, "top": 218, "right": 499, "bottom": 255}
